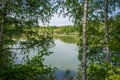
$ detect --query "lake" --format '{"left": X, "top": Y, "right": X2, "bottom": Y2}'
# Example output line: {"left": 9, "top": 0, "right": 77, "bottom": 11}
{"left": 44, "top": 39, "right": 79, "bottom": 80}
{"left": 11, "top": 36, "right": 80, "bottom": 80}
{"left": 7, "top": 35, "right": 117, "bottom": 80}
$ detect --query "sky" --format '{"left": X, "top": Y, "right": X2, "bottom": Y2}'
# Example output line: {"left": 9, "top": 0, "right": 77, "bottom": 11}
{"left": 39, "top": 13, "right": 73, "bottom": 26}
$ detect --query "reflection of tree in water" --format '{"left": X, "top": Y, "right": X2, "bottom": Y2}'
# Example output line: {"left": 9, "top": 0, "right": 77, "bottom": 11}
{"left": 0, "top": 36, "right": 56, "bottom": 80}
{"left": 54, "top": 36, "right": 79, "bottom": 44}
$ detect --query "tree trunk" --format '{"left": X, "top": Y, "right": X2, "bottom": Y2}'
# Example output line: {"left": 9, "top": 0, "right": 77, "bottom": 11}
{"left": 104, "top": 0, "right": 110, "bottom": 63}
{"left": 82, "top": 0, "right": 88, "bottom": 80}
{"left": 0, "top": 0, "right": 7, "bottom": 57}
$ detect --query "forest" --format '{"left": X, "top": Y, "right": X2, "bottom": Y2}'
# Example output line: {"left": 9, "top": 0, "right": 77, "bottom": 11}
{"left": 0, "top": 0, "right": 120, "bottom": 80}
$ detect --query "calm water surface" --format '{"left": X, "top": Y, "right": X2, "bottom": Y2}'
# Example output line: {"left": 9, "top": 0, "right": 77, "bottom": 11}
{"left": 12, "top": 38, "right": 80, "bottom": 79}
{"left": 44, "top": 39, "right": 79, "bottom": 70}
{"left": 44, "top": 39, "right": 79, "bottom": 79}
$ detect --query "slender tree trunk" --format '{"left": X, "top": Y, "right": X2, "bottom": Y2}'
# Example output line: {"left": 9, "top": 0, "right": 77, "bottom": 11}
{"left": 82, "top": 0, "right": 88, "bottom": 80}
{"left": 0, "top": 1, "right": 7, "bottom": 57}
{"left": 104, "top": 0, "right": 110, "bottom": 63}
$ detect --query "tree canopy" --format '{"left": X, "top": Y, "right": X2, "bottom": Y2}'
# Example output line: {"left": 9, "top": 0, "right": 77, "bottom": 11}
{"left": 0, "top": 0, "right": 120, "bottom": 80}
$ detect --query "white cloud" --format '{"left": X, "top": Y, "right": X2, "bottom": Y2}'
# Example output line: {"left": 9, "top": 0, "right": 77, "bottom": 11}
{"left": 39, "top": 14, "right": 73, "bottom": 26}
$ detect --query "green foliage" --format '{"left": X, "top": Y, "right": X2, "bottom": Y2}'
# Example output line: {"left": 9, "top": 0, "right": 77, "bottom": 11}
{"left": 87, "top": 63, "right": 120, "bottom": 80}
{"left": 77, "top": 62, "right": 120, "bottom": 80}
{"left": 53, "top": 26, "right": 79, "bottom": 35}
{"left": 0, "top": 0, "right": 57, "bottom": 77}
{"left": 0, "top": 36, "right": 56, "bottom": 80}
{"left": 57, "top": 0, "right": 83, "bottom": 24}
{"left": 105, "top": 67, "right": 120, "bottom": 80}
{"left": 1, "top": 63, "right": 55, "bottom": 80}
{"left": 87, "top": 63, "right": 107, "bottom": 80}
{"left": 0, "top": 0, "right": 56, "bottom": 51}
{"left": 33, "top": 25, "right": 79, "bottom": 36}
{"left": 0, "top": 0, "right": 120, "bottom": 80}
{"left": 78, "top": 14, "right": 120, "bottom": 80}
{"left": 54, "top": 35, "right": 79, "bottom": 44}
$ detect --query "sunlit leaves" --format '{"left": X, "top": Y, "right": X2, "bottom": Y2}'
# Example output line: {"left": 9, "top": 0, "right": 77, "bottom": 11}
{"left": 86, "top": 63, "right": 120, "bottom": 80}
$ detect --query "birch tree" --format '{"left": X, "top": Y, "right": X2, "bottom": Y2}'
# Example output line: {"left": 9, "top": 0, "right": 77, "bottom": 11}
{"left": 82, "top": 0, "right": 88, "bottom": 80}
{"left": 0, "top": 0, "right": 55, "bottom": 57}
{"left": 104, "top": 0, "right": 110, "bottom": 63}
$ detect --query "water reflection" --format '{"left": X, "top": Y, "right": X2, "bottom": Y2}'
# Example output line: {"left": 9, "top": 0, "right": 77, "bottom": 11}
{"left": 0, "top": 36, "right": 56, "bottom": 80}
{"left": 43, "top": 39, "right": 79, "bottom": 80}
{"left": 10, "top": 37, "right": 80, "bottom": 80}
{"left": 44, "top": 39, "right": 79, "bottom": 70}
{"left": 1, "top": 35, "right": 119, "bottom": 80}
{"left": 54, "top": 35, "right": 79, "bottom": 44}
